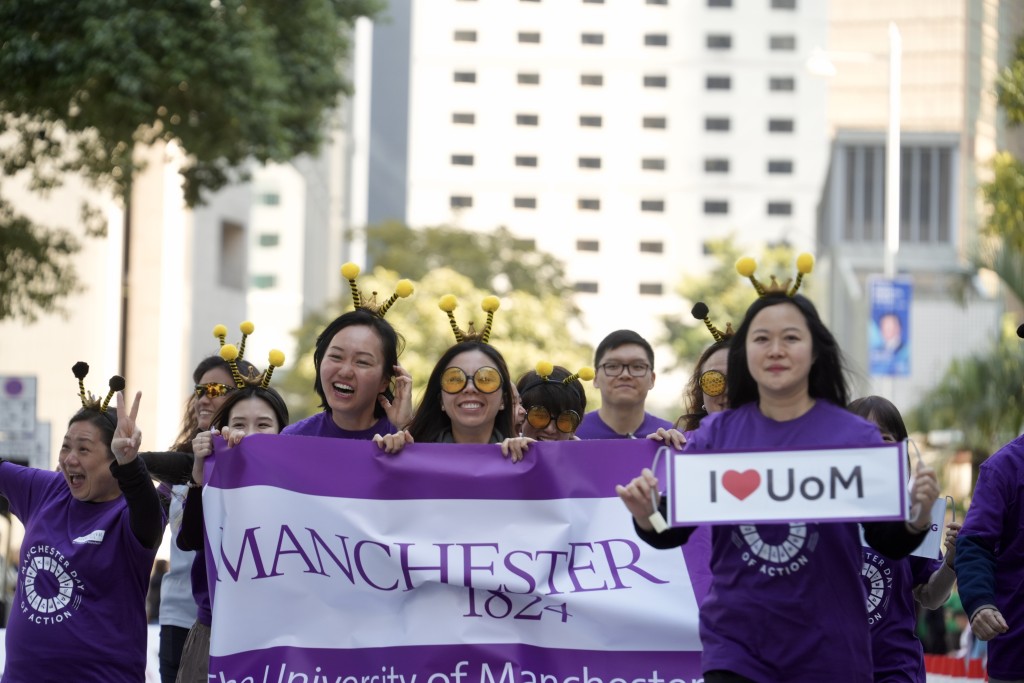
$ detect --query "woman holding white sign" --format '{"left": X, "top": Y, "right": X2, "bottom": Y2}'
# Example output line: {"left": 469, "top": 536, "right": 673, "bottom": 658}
{"left": 617, "top": 261, "right": 940, "bottom": 683}
{"left": 849, "top": 395, "right": 960, "bottom": 683}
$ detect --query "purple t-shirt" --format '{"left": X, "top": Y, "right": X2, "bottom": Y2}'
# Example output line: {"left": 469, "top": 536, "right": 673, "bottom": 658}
{"left": 682, "top": 401, "right": 883, "bottom": 682}
{"left": 0, "top": 464, "right": 156, "bottom": 682}
{"left": 575, "top": 411, "right": 672, "bottom": 440}
{"left": 956, "top": 434, "right": 1024, "bottom": 679}
{"left": 862, "top": 548, "right": 941, "bottom": 683}
{"left": 282, "top": 411, "right": 395, "bottom": 439}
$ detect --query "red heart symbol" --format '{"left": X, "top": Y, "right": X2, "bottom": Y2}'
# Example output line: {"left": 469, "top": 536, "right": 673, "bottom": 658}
{"left": 722, "top": 469, "right": 761, "bottom": 501}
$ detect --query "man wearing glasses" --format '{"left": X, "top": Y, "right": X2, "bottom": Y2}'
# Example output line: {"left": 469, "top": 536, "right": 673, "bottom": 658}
{"left": 575, "top": 330, "right": 672, "bottom": 439}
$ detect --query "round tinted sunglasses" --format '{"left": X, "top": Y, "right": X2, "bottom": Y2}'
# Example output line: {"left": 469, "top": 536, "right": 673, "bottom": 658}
{"left": 440, "top": 366, "right": 503, "bottom": 394}
{"left": 699, "top": 370, "right": 726, "bottom": 397}
{"left": 194, "top": 382, "right": 237, "bottom": 399}
{"left": 526, "top": 406, "right": 581, "bottom": 433}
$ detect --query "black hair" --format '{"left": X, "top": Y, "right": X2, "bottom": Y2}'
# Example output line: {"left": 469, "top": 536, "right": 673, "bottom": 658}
{"left": 727, "top": 294, "right": 849, "bottom": 409}
{"left": 594, "top": 329, "right": 655, "bottom": 367}
{"left": 516, "top": 366, "right": 587, "bottom": 420}
{"left": 677, "top": 337, "right": 731, "bottom": 432}
{"left": 210, "top": 384, "right": 290, "bottom": 434}
{"left": 406, "top": 340, "right": 515, "bottom": 443}
{"left": 67, "top": 408, "right": 118, "bottom": 459}
{"left": 848, "top": 395, "right": 908, "bottom": 442}
{"left": 312, "top": 309, "right": 404, "bottom": 417}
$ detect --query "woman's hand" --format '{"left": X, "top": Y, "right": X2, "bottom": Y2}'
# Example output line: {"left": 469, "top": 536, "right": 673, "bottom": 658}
{"left": 647, "top": 427, "right": 686, "bottom": 450}
{"left": 374, "top": 430, "right": 414, "bottom": 455}
{"left": 942, "top": 522, "right": 962, "bottom": 568}
{"left": 380, "top": 364, "right": 414, "bottom": 429}
{"left": 615, "top": 468, "right": 660, "bottom": 531}
{"left": 111, "top": 391, "right": 143, "bottom": 465}
{"left": 190, "top": 428, "right": 218, "bottom": 486}
{"left": 906, "top": 463, "right": 939, "bottom": 533}
{"left": 500, "top": 436, "right": 535, "bottom": 463}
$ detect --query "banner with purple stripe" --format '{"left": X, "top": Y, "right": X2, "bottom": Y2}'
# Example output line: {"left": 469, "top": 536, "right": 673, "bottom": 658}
{"left": 202, "top": 436, "right": 706, "bottom": 683}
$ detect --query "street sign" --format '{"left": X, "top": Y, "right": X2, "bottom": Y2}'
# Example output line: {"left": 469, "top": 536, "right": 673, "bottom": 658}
{"left": 0, "top": 376, "right": 37, "bottom": 438}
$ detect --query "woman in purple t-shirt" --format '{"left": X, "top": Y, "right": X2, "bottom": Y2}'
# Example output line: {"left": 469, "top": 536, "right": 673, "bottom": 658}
{"left": 618, "top": 293, "right": 941, "bottom": 683}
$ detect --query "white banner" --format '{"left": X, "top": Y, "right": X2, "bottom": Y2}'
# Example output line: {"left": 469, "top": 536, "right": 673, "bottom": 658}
{"left": 668, "top": 444, "right": 908, "bottom": 526}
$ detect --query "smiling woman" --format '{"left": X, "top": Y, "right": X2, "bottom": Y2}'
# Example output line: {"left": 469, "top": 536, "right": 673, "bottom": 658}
{"left": 0, "top": 364, "right": 162, "bottom": 682}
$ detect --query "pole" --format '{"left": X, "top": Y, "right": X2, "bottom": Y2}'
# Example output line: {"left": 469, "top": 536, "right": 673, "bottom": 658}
{"left": 885, "top": 23, "right": 902, "bottom": 280}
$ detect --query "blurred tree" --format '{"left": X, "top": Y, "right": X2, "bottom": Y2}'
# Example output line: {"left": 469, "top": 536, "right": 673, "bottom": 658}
{"left": 659, "top": 237, "right": 806, "bottom": 371}
{"left": 278, "top": 267, "right": 595, "bottom": 422}
{"left": 0, "top": 0, "right": 381, "bottom": 321}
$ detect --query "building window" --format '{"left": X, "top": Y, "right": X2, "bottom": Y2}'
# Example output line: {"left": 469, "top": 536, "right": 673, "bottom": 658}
{"left": 644, "top": 74, "right": 668, "bottom": 88}
{"left": 642, "top": 158, "right": 666, "bottom": 171}
{"left": 454, "top": 30, "right": 477, "bottom": 42}
{"left": 705, "top": 116, "right": 731, "bottom": 131}
{"left": 450, "top": 195, "right": 473, "bottom": 208}
{"left": 583, "top": 0, "right": 605, "bottom": 3}
{"left": 518, "top": 31, "right": 541, "bottom": 44}
{"left": 706, "top": 34, "right": 732, "bottom": 50}
{"left": 579, "top": 115, "right": 603, "bottom": 127}
{"left": 578, "top": 198, "right": 601, "bottom": 211}
{"left": 769, "top": 76, "right": 796, "bottom": 92}
{"left": 451, "top": 154, "right": 474, "bottom": 166}
{"left": 769, "top": 35, "right": 797, "bottom": 51}
{"left": 581, "top": 32, "right": 605, "bottom": 45}
{"left": 639, "top": 283, "right": 664, "bottom": 295}
{"left": 517, "top": 72, "right": 540, "bottom": 85}
{"left": 643, "top": 116, "right": 667, "bottom": 129}
{"left": 580, "top": 73, "right": 603, "bottom": 86}
{"left": 707, "top": 0, "right": 731, "bottom": 5}
{"left": 577, "top": 239, "right": 600, "bottom": 251}
{"left": 768, "top": 118, "right": 795, "bottom": 133}
{"left": 772, "top": 0, "right": 797, "bottom": 8}
{"left": 578, "top": 156, "right": 602, "bottom": 169}
{"left": 768, "top": 159, "right": 794, "bottom": 174}
{"left": 768, "top": 201, "right": 793, "bottom": 216}
{"left": 454, "top": 71, "right": 477, "bottom": 83}
{"left": 257, "top": 192, "right": 280, "bottom": 206}
{"left": 575, "top": 281, "right": 600, "bottom": 293}
{"left": 452, "top": 112, "right": 476, "bottom": 124}
{"left": 516, "top": 113, "right": 539, "bottom": 126}
{"left": 704, "top": 199, "right": 729, "bottom": 215}
{"left": 219, "top": 221, "right": 245, "bottom": 290}
{"left": 641, "top": 199, "right": 666, "bottom": 212}
{"left": 640, "top": 241, "right": 664, "bottom": 253}
{"left": 648, "top": 0, "right": 668, "bottom": 4}
{"left": 258, "top": 233, "right": 280, "bottom": 247}
{"left": 644, "top": 33, "right": 668, "bottom": 47}
{"left": 706, "top": 75, "right": 731, "bottom": 91}
{"left": 514, "top": 196, "right": 537, "bottom": 209}
{"left": 251, "top": 274, "right": 277, "bottom": 289}
{"left": 705, "top": 158, "right": 730, "bottom": 173}
{"left": 515, "top": 155, "right": 538, "bottom": 167}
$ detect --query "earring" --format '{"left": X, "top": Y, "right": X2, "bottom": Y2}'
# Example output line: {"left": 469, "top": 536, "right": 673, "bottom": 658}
{"left": 701, "top": 404, "right": 706, "bottom": 411}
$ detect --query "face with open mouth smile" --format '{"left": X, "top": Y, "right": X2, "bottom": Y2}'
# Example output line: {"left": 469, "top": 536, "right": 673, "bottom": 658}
{"left": 440, "top": 350, "right": 505, "bottom": 438}
{"left": 194, "top": 366, "right": 235, "bottom": 431}
{"left": 59, "top": 421, "right": 119, "bottom": 503}
{"left": 320, "top": 324, "right": 389, "bottom": 430}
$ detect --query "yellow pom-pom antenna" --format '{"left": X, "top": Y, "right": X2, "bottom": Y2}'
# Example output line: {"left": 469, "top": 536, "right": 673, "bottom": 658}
{"left": 439, "top": 295, "right": 464, "bottom": 342}
{"left": 535, "top": 360, "right": 554, "bottom": 379}
{"left": 577, "top": 366, "right": 596, "bottom": 382}
{"left": 212, "top": 324, "right": 228, "bottom": 347}
{"left": 237, "top": 321, "right": 254, "bottom": 360}
{"left": 261, "top": 349, "right": 286, "bottom": 389}
{"left": 220, "top": 344, "right": 246, "bottom": 388}
{"left": 736, "top": 257, "right": 766, "bottom": 296}
{"left": 480, "top": 296, "right": 500, "bottom": 343}
{"left": 220, "top": 344, "right": 239, "bottom": 362}
{"left": 377, "top": 278, "right": 416, "bottom": 318}
{"left": 788, "top": 252, "right": 815, "bottom": 296}
{"left": 341, "top": 262, "right": 363, "bottom": 309}
{"left": 341, "top": 263, "right": 414, "bottom": 317}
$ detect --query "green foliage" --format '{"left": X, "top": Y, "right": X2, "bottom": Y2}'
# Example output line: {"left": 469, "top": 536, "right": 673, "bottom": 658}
{"left": 362, "top": 222, "right": 578, "bottom": 307}
{"left": 0, "top": 0, "right": 383, "bottom": 205}
{"left": 908, "top": 327, "right": 1024, "bottom": 464}
{"left": 277, "top": 267, "right": 595, "bottom": 422}
{"left": 997, "top": 35, "right": 1024, "bottom": 126}
{"left": 979, "top": 152, "right": 1024, "bottom": 258}
{"left": 0, "top": 197, "right": 81, "bottom": 321}
{"left": 659, "top": 237, "right": 807, "bottom": 371}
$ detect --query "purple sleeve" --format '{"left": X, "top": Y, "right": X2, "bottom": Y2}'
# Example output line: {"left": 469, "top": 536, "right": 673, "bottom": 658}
{"left": 0, "top": 460, "right": 53, "bottom": 520}
{"left": 908, "top": 554, "right": 942, "bottom": 585}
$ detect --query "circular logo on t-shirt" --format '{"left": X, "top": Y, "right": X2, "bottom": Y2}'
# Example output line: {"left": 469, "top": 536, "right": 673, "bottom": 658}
{"left": 861, "top": 550, "right": 894, "bottom": 624}
{"left": 733, "top": 523, "right": 819, "bottom": 577}
{"left": 20, "top": 546, "right": 84, "bottom": 625}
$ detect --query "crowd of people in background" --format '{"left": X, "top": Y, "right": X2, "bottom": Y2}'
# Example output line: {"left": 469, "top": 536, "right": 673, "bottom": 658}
{"left": 0, "top": 260, "right": 1021, "bottom": 683}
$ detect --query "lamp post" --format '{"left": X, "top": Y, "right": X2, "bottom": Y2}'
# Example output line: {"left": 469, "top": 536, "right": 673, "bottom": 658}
{"left": 885, "top": 22, "right": 902, "bottom": 280}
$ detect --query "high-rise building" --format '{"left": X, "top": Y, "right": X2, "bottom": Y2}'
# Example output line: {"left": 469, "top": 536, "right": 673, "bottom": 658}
{"left": 356, "top": 0, "right": 829, "bottom": 412}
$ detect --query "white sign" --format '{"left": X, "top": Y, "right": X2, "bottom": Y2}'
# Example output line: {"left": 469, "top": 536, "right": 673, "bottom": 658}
{"left": 0, "top": 422, "right": 50, "bottom": 471}
{"left": 668, "top": 443, "right": 908, "bottom": 525}
{"left": 0, "top": 377, "right": 36, "bottom": 438}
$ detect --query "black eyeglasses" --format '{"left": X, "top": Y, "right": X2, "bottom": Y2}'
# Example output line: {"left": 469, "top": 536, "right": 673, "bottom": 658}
{"left": 526, "top": 406, "right": 581, "bottom": 434}
{"left": 440, "top": 366, "right": 503, "bottom": 394}
{"left": 597, "top": 361, "right": 651, "bottom": 377}
{"left": 194, "top": 382, "right": 237, "bottom": 399}
{"left": 699, "top": 370, "right": 726, "bottom": 397}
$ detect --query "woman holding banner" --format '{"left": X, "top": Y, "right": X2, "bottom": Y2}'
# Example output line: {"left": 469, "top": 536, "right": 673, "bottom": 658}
{"left": 617, "top": 286, "right": 940, "bottom": 683}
